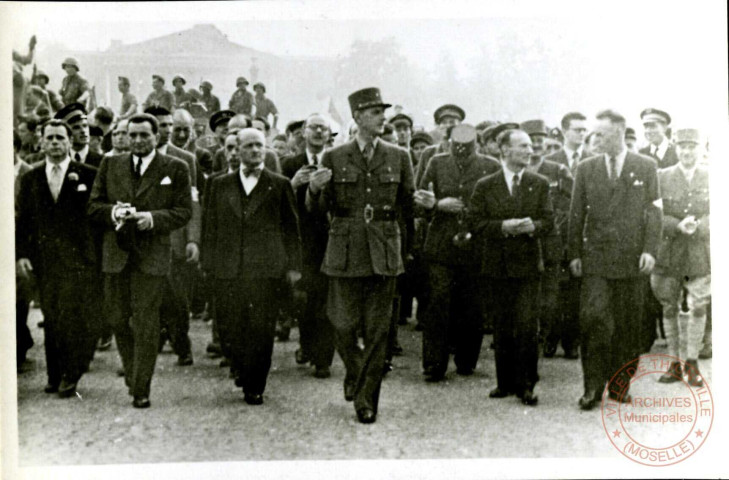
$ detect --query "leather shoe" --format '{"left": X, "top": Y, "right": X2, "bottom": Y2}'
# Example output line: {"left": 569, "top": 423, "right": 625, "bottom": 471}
{"left": 520, "top": 389, "right": 538, "bottom": 406}
{"left": 699, "top": 344, "right": 712, "bottom": 359}
{"left": 456, "top": 367, "right": 474, "bottom": 376}
{"left": 295, "top": 348, "right": 311, "bottom": 365}
{"left": 244, "top": 393, "right": 263, "bottom": 405}
{"left": 44, "top": 383, "right": 59, "bottom": 394}
{"left": 356, "top": 408, "right": 376, "bottom": 424}
{"left": 685, "top": 359, "right": 704, "bottom": 387}
{"left": 344, "top": 382, "right": 355, "bottom": 402}
{"left": 578, "top": 395, "right": 596, "bottom": 410}
{"left": 658, "top": 361, "right": 682, "bottom": 383}
{"left": 543, "top": 340, "right": 557, "bottom": 358}
{"left": 132, "top": 396, "right": 151, "bottom": 409}
{"left": 313, "top": 365, "right": 331, "bottom": 379}
{"left": 177, "top": 354, "right": 193, "bottom": 366}
{"left": 489, "top": 387, "right": 513, "bottom": 398}
{"left": 58, "top": 379, "right": 77, "bottom": 398}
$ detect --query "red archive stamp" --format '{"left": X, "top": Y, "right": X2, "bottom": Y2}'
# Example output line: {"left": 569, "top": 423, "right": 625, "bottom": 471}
{"left": 600, "top": 353, "right": 713, "bottom": 466}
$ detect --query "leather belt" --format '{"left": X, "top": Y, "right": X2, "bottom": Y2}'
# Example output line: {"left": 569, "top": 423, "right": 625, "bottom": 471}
{"left": 334, "top": 205, "right": 397, "bottom": 223}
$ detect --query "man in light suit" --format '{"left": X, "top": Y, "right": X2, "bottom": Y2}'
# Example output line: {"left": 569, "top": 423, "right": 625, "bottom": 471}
{"left": 202, "top": 128, "right": 301, "bottom": 405}
{"left": 88, "top": 113, "right": 192, "bottom": 409}
{"left": 17, "top": 119, "right": 102, "bottom": 397}
{"left": 469, "top": 129, "right": 553, "bottom": 406}
{"left": 568, "top": 109, "right": 662, "bottom": 410}
{"left": 307, "top": 87, "right": 415, "bottom": 424}
{"left": 281, "top": 113, "right": 336, "bottom": 379}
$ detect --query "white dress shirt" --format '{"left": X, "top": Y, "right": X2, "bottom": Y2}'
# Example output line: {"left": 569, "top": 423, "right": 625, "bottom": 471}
{"left": 502, "top": 164, "right": 525, "bottom": 195}
{"left": 157, "top": 143, "right": 169, "bottom": 156}
{"left": 239, "top": 162, "right": 264, "bottom": 195}
{"left": 45, "top": 156, "right": 71, "bottom": 185}
{"left": 306, "top": 148, "right": 324, "bottom": 166}
{"left": 651, "top": 138, "right": 669, "bottom": 160}
{"left": 604, "top": 149, "right": 628, "bottom": 179}
{"left": 72, "top": 144, "right": 89, "bottom": 163}
{"left": 563, "top": 145, "right": 583, "bottom": 170}
{"left": 133, "top": 150, "right": 155, "bottom": 176}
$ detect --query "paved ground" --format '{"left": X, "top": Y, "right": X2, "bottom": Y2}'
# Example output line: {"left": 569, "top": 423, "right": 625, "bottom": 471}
{"left": 16, "top": 307, "right": 712, "bottom": 466}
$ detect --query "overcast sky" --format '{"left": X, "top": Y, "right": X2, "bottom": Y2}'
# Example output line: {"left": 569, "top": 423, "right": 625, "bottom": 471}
{"left": 4, "top": 0, "right": 728, "bottom": 131}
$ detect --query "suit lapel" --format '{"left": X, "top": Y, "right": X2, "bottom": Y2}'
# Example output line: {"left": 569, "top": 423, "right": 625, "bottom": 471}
{"left": 135, "top": 152, "right": 168, "bottom": 199}
{"left": 224, "top": 173, "right": 243, "bottom": 219}
{"left": 607, "top": 153, "right": 634, "bottom": 214}
{"left": 244, "top": 169, "right": 273, "bottom": 220}
{"left": 116, "top": 154, "right": 135, "bottom": 200}
{"left": 491, "top": 171, "right": 515, "bottom": 213}
{"left": 55, "top": 161, "right": 81, "bottom": 204}
{"left": 35, "top": 166, "right": 56, "bottom": 207}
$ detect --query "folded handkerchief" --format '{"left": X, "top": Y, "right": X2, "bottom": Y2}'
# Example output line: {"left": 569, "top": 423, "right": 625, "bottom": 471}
{"left": 160, "top": 176, "right": 172, "bottom": 185}
{"left": 77, "top": 184, "right": 87, "bottom": 192}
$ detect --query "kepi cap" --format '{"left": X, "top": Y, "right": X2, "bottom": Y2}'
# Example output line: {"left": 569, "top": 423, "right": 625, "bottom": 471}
{"left": 450, "top": 124, "right": 477, "bottom": 145}
{"left": 624, "top": 127, "right": 637, "bottom": 140}
{"left": 482, "top": 122, "right": 519, "bottom": 142}
{"left": 673, "top": 128, "right": 702, "bottom": 144}
{"left": 520, "top": 119, "right": 548, "bottom": 137}
{"left": 388, "top": 113, "right": 413, "bottom": 128}
{"left": 348, "top": 87, "right": 392, "bottom": 115}
{"left": 410, "top": 131, "right": 434, "bottom": 148}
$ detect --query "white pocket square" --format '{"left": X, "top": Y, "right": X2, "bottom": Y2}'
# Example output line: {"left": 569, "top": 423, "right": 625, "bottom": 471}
{"left": 632, "top": 179, "right": 644, "bottom": 186}
{"left": 160, "top": 176, "right": 172, "bottom": 185}
{"left": 77, "top": 184, "right": 87, "bottom": 192}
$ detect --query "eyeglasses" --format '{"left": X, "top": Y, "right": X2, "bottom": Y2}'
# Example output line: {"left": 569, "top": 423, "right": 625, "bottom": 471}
{"left": 570, "top": 128, "right": 587, "bottom": 133}
{"left": 306, "top": 125, "right": 328, "bottom": 132}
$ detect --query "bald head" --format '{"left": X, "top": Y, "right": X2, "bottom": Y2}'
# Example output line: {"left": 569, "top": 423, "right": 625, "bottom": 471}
{"left": 237, "top": 128, "right": 266, "bottom": 168}
{"left": 171, "top": 108, "right": 194, "bottom": 148}
{"left": 228, "top": 114, "right": 252, "bottom": 131}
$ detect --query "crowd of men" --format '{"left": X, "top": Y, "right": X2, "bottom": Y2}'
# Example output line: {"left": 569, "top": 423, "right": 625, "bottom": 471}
{"left": 13, "top": 42, "right": 712, "bottom": 424}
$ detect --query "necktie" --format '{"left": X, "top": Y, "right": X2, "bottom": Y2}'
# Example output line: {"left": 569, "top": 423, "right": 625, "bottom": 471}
{"left": 312, "top": 154, "right": 318, "bottom": 166}
{"left": 75, "top": 152, "right": 81, "bottom": 163}
{"left": 609, "top": 156, "right": 618, "bottom": 180}
{"left": 572, "top": 151, "right": 579, "bottom": 169}
{"left": 133, "top": 157, "right": 142, "bottom": 179}
{"left": 363, "top": 143, "right": 374, "bottom": 163}
{"left": 50, "top": 165, "right": 63, "bottom": 202}
{"left": 243, "top": 167, "right": 261, "bottom": 178}
{"left": 512, "top": 174, "right": 520, "bottom": 197}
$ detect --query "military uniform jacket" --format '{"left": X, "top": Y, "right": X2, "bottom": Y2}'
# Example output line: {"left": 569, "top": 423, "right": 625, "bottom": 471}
{"left": 419, "top": 152, "right": 501, "bottom": 266}
{"left": 59, "top": 73, "right": 89, "bottom": 106}
{"left": 87, "top": 152, "right": 192, "bottom": 276}
{"left": 16, "top": 161, "right": 101, "bottom": 279}
{"left": 415, "top": 142, "right": 449, "bottom": 190}
{"left": 654, "top": 165, "right": 710, "bottom": 278}
{"left": 640, "top": 143, "right": 679, "bottom": 170}
{"left": 201, "top": 94, "right": 221, "bottom": 117}
{"left": 568, "top": 152, "right": 662, "bottom": 278}
{"left": 142, "top": 89, "right": 174, "bottom": 112}
{"left": 311, "top": 139, "right": 415, "bottom": 278}
{"left": 533, "top": 159, "right": 573, "bottom": 264}
{"left": 228, "top": 90, "right": 255, "bottom": 115}
{"left": 469, "top": 170, "right": 553, "bottom": 278}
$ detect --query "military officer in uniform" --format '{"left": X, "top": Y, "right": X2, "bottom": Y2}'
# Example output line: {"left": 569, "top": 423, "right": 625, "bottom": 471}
{"left": 306, "top": 87, "right": 415, "bottom": 424}
{"left": 569, "top": 110, "right": 662, "bottom": 410}
{"left": 54, "top": 103, "right": 104, "bottom": 168}
{"left": 469, "top": 128, "right": 553, "bottom": 406}
{"left": 388, "top": 112, "right": 413, "bottom": 150}
{"left": 650, "top": 128, "right": 710, "bottom": 387}
{"left": 142, "top": 75, "right": 174, "bottom": 113}
{"left": 416, "top": 104, "right": 465, "bottom": 187}
{"left": 59, "top": 57, "right": 90, "bottom": 107}
{"left": 522, "top": 120, "right": 578, "bottom": 359}
{"left": 639, "top": 108, "right": 679, "bottom": 169}
{"left": 414, "top": 124, "right": 501, "bottom": 381}
{"left": 478, "top": 122, "right": 519, "bottom": 161}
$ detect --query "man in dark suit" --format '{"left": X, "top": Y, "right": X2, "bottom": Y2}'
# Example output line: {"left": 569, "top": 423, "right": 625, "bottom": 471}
{"left": 414, "top": 124, "right": 501, "bottom": 381}
{"left": 202, "top": 128, "right": 301, "bottom": 405}
{"left": 469, "top": 128, "right": 553, "bottom": 406}
{"left": 568, "top": 109, "right": 662, "bottom": 410}
{"left": 16, "top": 119, "right": 101, "bottom": 397}
{"left": 145, "top": 106, "right": 201, "bottom": 366}
{"left": 281, "top": 113, "right": 336, "bottom": 379}
{"left": 544, "top": 112, "right": 590, "bottom": 176}
{"left": 523, "top": 119, "right": 579, "bottom": 359}
{"left": 55, "top": 103, "right": 104, "bottom": 168}
{"left": 88, "top": 113, "right": 192, "bottom": 409}
{"left": 307, "top": 87, "right": 415, "bottom": 424}
{"left": 638, "top": 108, "right": 679, "bottom": 169}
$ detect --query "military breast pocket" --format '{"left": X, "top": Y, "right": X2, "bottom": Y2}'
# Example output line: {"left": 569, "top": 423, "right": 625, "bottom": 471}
{"left": 379, "top": 172, "right": 401, "bottom": 200}
{"left": 324, "top": 222, "right": 350, "bottom": 271}
{"left": 334, "top": 171, "right": 358, "bottom": 203}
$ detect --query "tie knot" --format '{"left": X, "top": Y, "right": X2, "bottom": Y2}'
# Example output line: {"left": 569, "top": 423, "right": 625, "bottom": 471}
{"left": 512, "top": 173, "right": 520, "bottom": 185}
{"left": 312, "top": 154, "right": 318, "bottom": 166}
{"left": 363, "top": 143, "right": 374, "bottom": 160}
{"left": 243, "top": 167, "right": 261, "bottom": 178}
